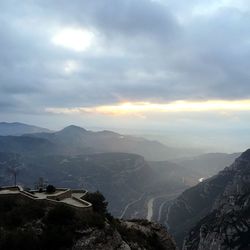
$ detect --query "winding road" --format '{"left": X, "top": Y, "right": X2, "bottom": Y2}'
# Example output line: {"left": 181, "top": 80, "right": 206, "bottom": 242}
{"left": 146, "top": 189, "right": 185, "bottom": 222}
{"left": 146, "top": 197, "right": 155, "bottom": 221}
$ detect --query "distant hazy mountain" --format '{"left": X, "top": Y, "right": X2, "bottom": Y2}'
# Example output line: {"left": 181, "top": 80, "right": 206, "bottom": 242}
{"left": 165, "top": 149, "right": 250, "bottom": 248}
{"left": 0, "top": 122, "right": 51, "bottom": 136}
{"left": 28, "top": 125, "right": 200, "bottom": 161}
{"left": 175, "top": 152, "right": 241, "bottom": 178}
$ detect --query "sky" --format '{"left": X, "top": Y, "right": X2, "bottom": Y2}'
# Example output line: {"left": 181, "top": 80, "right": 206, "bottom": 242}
{"left": 1, "top": 0, "right": 250, "bottom": 152}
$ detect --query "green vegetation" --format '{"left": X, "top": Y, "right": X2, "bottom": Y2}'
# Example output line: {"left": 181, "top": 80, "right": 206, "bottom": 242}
{"left": 0, "top": 197, "right": 45, "bottom": 229}
{"left": 0, "top": 192, "right": 174, "bottom": 250}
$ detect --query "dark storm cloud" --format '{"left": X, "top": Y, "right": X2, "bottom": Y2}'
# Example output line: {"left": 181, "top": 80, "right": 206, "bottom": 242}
{"left": 1, "top": 0, "right": 250, "bottom": 113}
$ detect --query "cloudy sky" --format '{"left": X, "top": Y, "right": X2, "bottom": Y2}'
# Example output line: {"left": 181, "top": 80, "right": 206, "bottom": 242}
{"left": 1, "top": 0, "right": 250, "bottom": 151}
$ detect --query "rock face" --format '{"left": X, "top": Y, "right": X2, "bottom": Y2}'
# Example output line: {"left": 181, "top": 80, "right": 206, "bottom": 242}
{"left": 73, "top": 220, "right": 176, "bottom": 250}
{"left": 166, "top": 163, "right": 234, "bottom": 246}
{"left": 72, "top": 224, "right": 131, "bottom": 250}
{"left": 167, "top": 149, "right": 250, "bottom": 249}
{"left": 183, "top": 150, "right": 250, "bottom": 250}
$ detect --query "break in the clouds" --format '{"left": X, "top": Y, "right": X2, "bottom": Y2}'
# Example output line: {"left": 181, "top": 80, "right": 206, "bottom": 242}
{"left": 2, "top": 0, "right": 250, "bottom": 151}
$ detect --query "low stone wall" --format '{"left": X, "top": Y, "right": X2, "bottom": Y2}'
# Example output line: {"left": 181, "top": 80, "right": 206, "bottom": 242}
{"left": 72, "top": 189, "right": 88, "bottom": 194}
{"left": 72, "top": 196, "right": 92, "bottom": 207}
{"left": 0, "top": 186, "right": 92, "bottom": 213}
{"left": 47, "top": 189, "right": 72, "bottom": 201}
{"left": 0, "top": 186, "right": 20, "bottom": 191}
{"left": 0, "top": 193, "right": 93, "bottom": 215}
{"left": 21, "top": 190, "right": 38, "bottom": 199}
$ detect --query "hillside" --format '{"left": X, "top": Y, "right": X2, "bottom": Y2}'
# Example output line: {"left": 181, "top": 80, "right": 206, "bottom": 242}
{"left": 0, "top": 136, "right": 58, "bottom": 155}
{"left": 149, "top": 161, "right": 199, "bottom": 187}
{"left": 183, "top": 149, "right": 250, "bottom": 249}
{"left": 165, "top": 149, "right": 250, "bottom": 248}
{"left": 175, "top": 152, "right": 241, "bottom": 178}
{"left": 0, "top": 192, "right": 176, "bottom": 250}
{"left": 0, "top": 152, "right": 191, "bottom": 217}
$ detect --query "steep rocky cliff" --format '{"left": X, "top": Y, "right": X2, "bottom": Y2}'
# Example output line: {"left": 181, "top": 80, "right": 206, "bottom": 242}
{"left": 166, "top": 161, "right": 234, "bottom": 246}
{"left": 165, "top": 149, "right": 250, "bottom": 249}
{"left": 183, "top": 149, "right": 250, "bottom": 250}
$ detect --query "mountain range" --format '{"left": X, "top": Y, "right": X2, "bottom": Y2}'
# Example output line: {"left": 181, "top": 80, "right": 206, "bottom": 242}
{"left": 0, "top": 122, "right": 202, "bottom": 161}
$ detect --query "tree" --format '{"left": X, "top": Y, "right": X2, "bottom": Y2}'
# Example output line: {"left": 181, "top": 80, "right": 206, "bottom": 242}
{"left": 84, "top": 191, "right": 108, "bottom": 214}
{"left": 45, "top": 204, "right": 75, "bottom": 226}
{"left": 46, "top": 185, "right": 56, "bottom": 194}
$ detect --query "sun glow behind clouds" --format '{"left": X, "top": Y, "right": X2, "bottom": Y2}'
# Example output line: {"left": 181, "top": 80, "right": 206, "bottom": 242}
{"left": 46, "top": 100, "right": 250, "bottom": 116}
{"left": 52, "top": 28, "right": 93, "bottom": 51}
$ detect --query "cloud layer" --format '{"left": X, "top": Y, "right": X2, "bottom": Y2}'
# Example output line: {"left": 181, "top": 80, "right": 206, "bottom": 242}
{"left": 1, "top": 0, "right": 250, "bottom": 114}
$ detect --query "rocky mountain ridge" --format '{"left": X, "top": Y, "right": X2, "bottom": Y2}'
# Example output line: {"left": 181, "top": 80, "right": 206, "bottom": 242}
{"left": 165, "top": 149, "right": 250, "bottom": 249}
{"left": 183, "top": 149, "right": 250, "bottom": 250}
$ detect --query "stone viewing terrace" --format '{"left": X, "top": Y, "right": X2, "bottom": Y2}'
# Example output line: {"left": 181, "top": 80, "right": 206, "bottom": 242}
{"left": 0, "top": 186, "right": 92, "bottom": 210}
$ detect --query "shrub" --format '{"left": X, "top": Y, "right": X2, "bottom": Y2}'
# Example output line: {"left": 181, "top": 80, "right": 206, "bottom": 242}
{"left": 46, "top": 185, "right": 56, "bottom": 194}
{"left": 0, "top": 229, "right": 40, "bottom": 250}
{"left": 41, "top": 226, "right": 74, "bottom": 250}
{"left": 84, "top": 191, "right": 108, "bottom": 214}
{"left": 42, "top": 205, "right": 77, "bottom": 249}
{"left": 45, "top": 204, "right": 75, "bottom": 226}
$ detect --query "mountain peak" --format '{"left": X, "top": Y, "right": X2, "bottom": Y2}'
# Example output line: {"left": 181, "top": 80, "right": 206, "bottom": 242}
{"left": 98, "top": 130, "right": 121, "bottom": 136}
{"left": 60, "top": 125, "right": 88, "bottom": 133}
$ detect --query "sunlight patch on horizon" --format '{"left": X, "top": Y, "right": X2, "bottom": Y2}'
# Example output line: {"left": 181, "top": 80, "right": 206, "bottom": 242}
{"left": 52, "top": 28, "right": 93, "bottom": 52}
{"left": 46, "top": 99, "right": 250, "bottom": 116}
